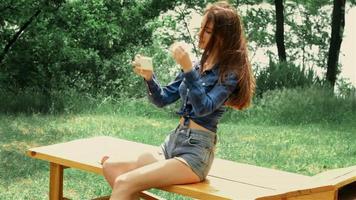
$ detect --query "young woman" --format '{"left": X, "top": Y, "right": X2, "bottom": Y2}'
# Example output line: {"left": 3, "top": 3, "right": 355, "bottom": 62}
{"left": 101, "top": 1, "right": 255, "bottom": 199}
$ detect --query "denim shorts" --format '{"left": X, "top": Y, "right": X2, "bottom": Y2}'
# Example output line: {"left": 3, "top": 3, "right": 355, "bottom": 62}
{"left": 160, "top": 124, "right": 217, "bottom": 181}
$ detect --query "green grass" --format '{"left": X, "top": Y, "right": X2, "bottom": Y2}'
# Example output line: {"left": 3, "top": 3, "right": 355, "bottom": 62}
{"left": 0, "top": 112, "right": 355, "bottom": 200}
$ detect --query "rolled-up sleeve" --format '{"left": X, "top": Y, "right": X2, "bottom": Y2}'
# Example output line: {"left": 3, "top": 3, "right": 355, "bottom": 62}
{"left": 184, "top": 69, "right": 238, "bottom": 116}
{"left": 144, "top": 72, "right": 183, "bottom": 108}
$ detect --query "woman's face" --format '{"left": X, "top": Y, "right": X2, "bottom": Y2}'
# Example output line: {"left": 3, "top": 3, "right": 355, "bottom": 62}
{"left": 198, "top": 14, "right": 214, "bottom": 50}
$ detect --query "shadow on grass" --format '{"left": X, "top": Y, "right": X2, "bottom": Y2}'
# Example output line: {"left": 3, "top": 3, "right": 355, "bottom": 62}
{"left": 0, "top": 117, "right": 69, "bottom": 146}
{"left": 0, "top": 128, "right": 69, "bottom": 184}
{"left": 0, "top": 149, "right": 49, "bottom": 183}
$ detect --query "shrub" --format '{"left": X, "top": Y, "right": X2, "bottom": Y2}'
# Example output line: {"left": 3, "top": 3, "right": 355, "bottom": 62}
{"left": 223, "top": 85, "right": 356, "bottom": 125}
{"left": 255, "top": 60, "right": 317, "bottom": 97}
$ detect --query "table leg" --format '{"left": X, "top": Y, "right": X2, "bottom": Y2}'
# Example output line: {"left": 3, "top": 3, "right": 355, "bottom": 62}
{"left": 49, "top": 162, "right": 63, "bottom": 200}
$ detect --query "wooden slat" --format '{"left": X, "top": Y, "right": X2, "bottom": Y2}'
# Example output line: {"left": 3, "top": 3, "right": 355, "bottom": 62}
{"left": 287, "top": 190, "right": 336, "bottom": 200}
{"left": 90, "top": 191, "right": 165, "bottom": 200}
{"left": 257, "top": 190, "right": 337, "bottom": 200}
{"left": 28, "top": 136, "right": 160, "bottom": 175}
{"left": 256, "top": 165, "right": 356, "bottom": 200}
{"left": 161, "top": 175, "right": 275, "bottom": 200}
{"left": 311, "top": 165, "right": 356, "bottom": 188}
{"left": 209, "top": 159, "right": 311, "bottom": 190}
{"left": 91, "top": 196, "right": 110, "bottom": 200}
{"left": 139, "top": 191, "right": 166, "bottom": 200}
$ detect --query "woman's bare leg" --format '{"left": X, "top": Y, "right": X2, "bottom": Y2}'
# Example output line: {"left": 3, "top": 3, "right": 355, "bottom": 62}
{"left": 109, "top": 158, "right": 201, "bottom": 200}
{"left": 102, "top": 151, "right": 165, "bottom": 187}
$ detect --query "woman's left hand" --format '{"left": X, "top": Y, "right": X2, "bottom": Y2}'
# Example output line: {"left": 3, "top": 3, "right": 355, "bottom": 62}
{"left": 171, "top": 44, "right": 193, "bottom": 72}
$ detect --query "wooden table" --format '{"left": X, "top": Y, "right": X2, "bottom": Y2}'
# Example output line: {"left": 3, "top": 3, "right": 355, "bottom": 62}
{"left": 27, "top": 136, "right": 356, "bottom": 200}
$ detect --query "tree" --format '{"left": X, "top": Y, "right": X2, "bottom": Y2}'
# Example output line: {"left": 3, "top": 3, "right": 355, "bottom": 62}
{"left": 284, "top": 2, "right": 331, "bottom": 69}
{"left": 326, "top": 0, "right": 346, "bottom": 89}
{"left": 0, "top": 9, "right": 41, "bottom": 65}
{"left": 0, "top": 0, "right": 179, "bottom": 97}
{"left": 0, "top": 0, "right": 64, "bottom": 66}
{"left": 275, "top": 0, "right": 286, "bottom": 62}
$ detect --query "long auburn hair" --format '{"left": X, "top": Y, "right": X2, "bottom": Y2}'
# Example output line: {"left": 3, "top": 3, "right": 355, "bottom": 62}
{"left": 200, "top": 1, "right": 255, "bottom": 110}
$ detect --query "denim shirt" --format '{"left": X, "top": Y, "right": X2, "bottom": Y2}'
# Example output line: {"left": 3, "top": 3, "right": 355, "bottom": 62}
{"left": 144, "top": 62, "right": 238, "bottom": 133}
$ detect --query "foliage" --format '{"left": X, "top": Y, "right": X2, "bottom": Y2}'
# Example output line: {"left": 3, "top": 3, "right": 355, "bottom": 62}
{"left": 0, "top": 0, "right": 177, "bottom": 97}
{"left": 336, "top": 78, "right": 356, "bottom": 99}
{"left": 2, "top": 81, "right": 355, "bottom": 130}
{"left": 255, "top": 86, "right": 356, "bottom": 124}
{"left": 223, "top": 85, "right": 356, "bottom": 125}
{"left": 0, "top": 0, "right": 355, "bottom": 115}
{"left": 286, "top": 5, "right": 331, "bottom": 70}
{"left": 255, "top": 60, "right": 317, "bottom": 97}
{"left": 243, "top": 5, "right": 275, "bottom": 48}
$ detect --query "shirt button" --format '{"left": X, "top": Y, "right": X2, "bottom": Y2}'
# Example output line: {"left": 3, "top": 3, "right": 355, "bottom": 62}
{"left": 202, "top": 82, "right": 206, "bottom": 86}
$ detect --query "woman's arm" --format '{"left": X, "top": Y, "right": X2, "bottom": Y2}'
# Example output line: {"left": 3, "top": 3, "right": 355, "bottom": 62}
{"left": 132, "top": 55, "right": 183, "bottom": 108}
{"left": 144, "top": 71, "right": 184, "bottom": 108}
{"left": 184, "top": 70, "right": 238, "bottom": 116}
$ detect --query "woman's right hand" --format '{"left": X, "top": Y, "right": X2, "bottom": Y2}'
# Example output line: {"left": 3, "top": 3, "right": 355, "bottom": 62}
{"left": 132, "top": 54, "right": 153, "bottom": 81}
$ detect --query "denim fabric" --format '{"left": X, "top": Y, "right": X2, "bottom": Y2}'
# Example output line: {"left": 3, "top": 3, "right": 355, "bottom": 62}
{"left": 160, "top": 124, "right": 216, "bottom": 181}
{"left": 145, "top": 62, "right": 238, "bottom": 132}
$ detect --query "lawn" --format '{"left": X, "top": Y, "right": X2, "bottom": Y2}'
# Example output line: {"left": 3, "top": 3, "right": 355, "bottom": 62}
{"left": 0, "top": 113, "right": 355, "bottom": 199}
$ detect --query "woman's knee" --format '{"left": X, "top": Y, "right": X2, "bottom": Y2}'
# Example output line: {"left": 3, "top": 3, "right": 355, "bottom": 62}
{"left": 112, "top": 174, "right": 136, "bottom": 195}
{"left": 102, "top": 160, "right": 139, "bottom": 179}
{"left": 136, "top": 152, "right": 159, "bottom": 167}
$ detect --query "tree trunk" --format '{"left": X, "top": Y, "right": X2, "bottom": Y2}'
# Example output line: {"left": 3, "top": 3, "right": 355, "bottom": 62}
{"left": 275, "top": 0, "right": 287, "bottom": 62}
{"left": 326, "top": 0, "right": 345, "bottom": 89}
{"left": 0, "top": 9, "right": 41, "bottom": 65}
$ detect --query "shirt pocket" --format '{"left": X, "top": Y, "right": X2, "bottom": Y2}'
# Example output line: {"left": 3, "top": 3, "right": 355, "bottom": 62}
{"left": 200, "top": 75, "right": 217, "bottom": 92}
{"left": 201, "top": 81, "right": 216, "bottom": 93}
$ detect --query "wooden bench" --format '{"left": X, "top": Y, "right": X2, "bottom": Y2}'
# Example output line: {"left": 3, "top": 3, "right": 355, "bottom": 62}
{"left": 27, "top": 136, "right": 356, "bottom": 200}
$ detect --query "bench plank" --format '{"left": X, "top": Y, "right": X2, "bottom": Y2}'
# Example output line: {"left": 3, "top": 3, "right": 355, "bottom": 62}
{"left": 27, "top": 136, "right": 275, "bottom": 199}
{"left": 28, "top": 136, "right": 160, "bottom": 175}
{"left": 256, "top": 165, "right": 356, "bottom": 199}
{"left": 27, "top": 136, "right": 355, "bottom": 200}
{"left": 209, "top": 159, "right": 311, "bottom": 190}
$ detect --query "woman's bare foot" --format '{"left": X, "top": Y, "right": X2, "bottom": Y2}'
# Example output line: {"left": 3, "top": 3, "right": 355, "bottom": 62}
{"left": 100, "top": 156, "right": 110, "bottom": 165}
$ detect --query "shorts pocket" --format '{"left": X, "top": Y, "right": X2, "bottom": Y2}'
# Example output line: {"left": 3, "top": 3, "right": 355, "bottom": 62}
{"left": 186, "top": 137, "right": 213, "bottom": 164}
{"left": 187, "top": 135, "right": 214, "bottom": 150}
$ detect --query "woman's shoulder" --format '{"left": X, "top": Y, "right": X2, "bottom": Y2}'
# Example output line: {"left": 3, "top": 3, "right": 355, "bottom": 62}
{"left": 219, "top": 69, "right": 238, "bottom": 86}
